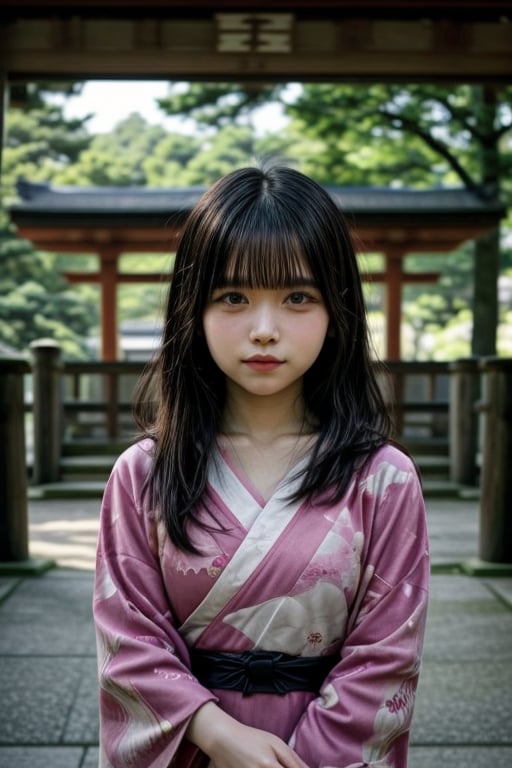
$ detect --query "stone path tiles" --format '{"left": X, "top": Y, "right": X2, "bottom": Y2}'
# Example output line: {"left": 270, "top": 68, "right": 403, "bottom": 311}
{"left": 409, "top": 746, "right": 512, "bottom": 768}
{"left": 0, "top": 570, "right": 98, "bottom": 760}
{"left": 0, "top": 747, "right": 87, "bottom": 768}
{"left": 0, "top": 493, "right": 511, "bottom": 767}
{"left": 0, "top": 574, "right": 95, "bottom": 656}
{"left": 410, "top": 573, "right": 512, "bottom": 756}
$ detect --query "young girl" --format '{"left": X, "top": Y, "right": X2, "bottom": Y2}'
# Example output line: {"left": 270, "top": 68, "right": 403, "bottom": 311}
{"left": 93, "top": 165, "right": 429, "bottom": 768}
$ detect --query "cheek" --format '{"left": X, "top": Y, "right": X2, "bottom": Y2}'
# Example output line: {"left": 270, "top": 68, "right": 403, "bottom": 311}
{"left": 302, "top": 313, "right": 330, "bottom": 345}
{"left": 202, "top": 308, "right": 221, "bottom": 336}
{"left": 202, "top": 314, "right": 218, "bottom": 354}
{"left": 202, "top": 313, "right": 237, "bottom": 362}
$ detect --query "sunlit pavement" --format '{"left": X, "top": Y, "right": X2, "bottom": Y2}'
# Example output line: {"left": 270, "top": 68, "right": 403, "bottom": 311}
{"left": 0, "top": 496, "right": 511, "bottom": 768}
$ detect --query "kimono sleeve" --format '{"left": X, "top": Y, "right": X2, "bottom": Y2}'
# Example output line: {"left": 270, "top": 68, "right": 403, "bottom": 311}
{"left": 93, "top": 443, "right": 217, "bottom": 768}
{"left": 289, "top": 454, "right": 430, "bottom": 768}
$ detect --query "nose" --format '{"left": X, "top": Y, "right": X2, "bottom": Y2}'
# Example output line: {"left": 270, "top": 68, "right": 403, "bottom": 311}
{"left": 249, "top": 304, "right": 279, "bottom": 344}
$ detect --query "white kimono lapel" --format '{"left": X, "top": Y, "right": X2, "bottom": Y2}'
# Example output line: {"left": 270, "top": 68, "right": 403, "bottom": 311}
{"left": 179, "top": 451, "right": 309, "bottom": 645}
{"left": 208, "top": 448, "right": 264, "bottom": 529}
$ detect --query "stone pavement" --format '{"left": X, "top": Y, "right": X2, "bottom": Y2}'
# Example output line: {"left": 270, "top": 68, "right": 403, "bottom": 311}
{"left": 0, "top": 495, "right": 511, "bottom": 768}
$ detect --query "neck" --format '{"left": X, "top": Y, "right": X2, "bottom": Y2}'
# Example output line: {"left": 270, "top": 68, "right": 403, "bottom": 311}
{"left": 221, "top": 382, "right": 311, "bottom": 442}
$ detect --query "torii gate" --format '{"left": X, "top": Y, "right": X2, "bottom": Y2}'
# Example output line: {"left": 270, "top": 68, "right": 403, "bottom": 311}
{"left": 10, "top": 182, "right": 504, "bottom": 361}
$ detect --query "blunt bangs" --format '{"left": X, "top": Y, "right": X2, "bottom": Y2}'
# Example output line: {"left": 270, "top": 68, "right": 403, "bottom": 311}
{"left": 208, "top": 203, "right": 321, "bottom": 293}
{"left": 216, "top": 236, "right": 313, "bottom": 292}
{"left": 185, "top": 166, "right": 353, "bottom": 314}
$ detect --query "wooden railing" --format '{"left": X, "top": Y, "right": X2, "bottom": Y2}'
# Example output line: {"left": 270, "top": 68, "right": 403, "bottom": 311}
{"left": 2, "top": 342, "right": 512, "bottom": 563}
{"left": 375, "top": 360, "right": 451, "bottom": 441}
{"left": 62, "top": 357, "right": 453, "bottom": 450}
{"left": 33, "top": 352, "right": 456, "bottom": 451}
{"left": 63, "top": 359, "right": 147, "bottom": 442}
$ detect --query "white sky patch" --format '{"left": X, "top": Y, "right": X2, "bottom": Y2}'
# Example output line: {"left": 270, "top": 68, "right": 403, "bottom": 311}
{"left": 61, "top": 79, "right": 291, "bottom": 136}
{"left": 63, "top": 80, "right": 191, "bottom": 133}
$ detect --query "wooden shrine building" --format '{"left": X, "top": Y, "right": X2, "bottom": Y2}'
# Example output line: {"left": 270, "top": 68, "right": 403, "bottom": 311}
{"left": 9, "top": 180, "right": 504, "bottom": 360}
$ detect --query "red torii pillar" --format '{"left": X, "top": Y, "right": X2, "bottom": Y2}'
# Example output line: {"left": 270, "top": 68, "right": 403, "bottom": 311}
{"left": 64, "top": 251, "right": 172, "bottom": 361}
{"left": 65, "top": 248, "right": 120, "bottom": 361}
{"left": 65, "top": 247, "right": 123, "bottom": 361}
{"left": 385, "top": 254, "right": 404, "bottom": 361}
{"left": 99, "top": 248, "right": 120, "bottom": 361}
{"left": 365, "top": 249, "right": 440, "bottom": 360}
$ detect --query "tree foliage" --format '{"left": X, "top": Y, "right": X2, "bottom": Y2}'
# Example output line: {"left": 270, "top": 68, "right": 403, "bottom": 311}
{"left": 0, "top": 212, "right": 98, "bottom": 357}
{"left": 3, "top": 83, "right": 92, "bottom": 200}
{"left": 2, "top": 84, "right": 99, "bottom": 356}
{"left": 157, "top": 81, "right": 281, "bottom": 129}
{"left": 288, "top": 84, "right": 511, "bottom": 192}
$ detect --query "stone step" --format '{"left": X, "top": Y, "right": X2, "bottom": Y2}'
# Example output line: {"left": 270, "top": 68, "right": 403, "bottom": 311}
{"left": 415, "top": 455, "right": 451, "bottom": 477}
{"left": 59, "top": 454, "right": 117, "bottom": 481}
{"left": 28, "top": 478, "right": 474, "bottom": 501}
{"left": 50, "top": 446, "right": 453, "bottom": 488}
{"left": 28, "top": 480, "right": 107, "bottom": 500}
{"left": 62, "top": 439, "right": 132, "bottom": 457}
{"left": 402, "top": 436, "right": 449, "bottom": 456}
{"left": 421, "top": 479, "right": 469, "bottom": 498}
{"left": 56, "top": 454, "right": 452, "bottom": 485}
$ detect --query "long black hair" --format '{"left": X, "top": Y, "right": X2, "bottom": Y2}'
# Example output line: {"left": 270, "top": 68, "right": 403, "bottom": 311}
{"left": 133, "top": 165, "right": 392, "bottom": 551}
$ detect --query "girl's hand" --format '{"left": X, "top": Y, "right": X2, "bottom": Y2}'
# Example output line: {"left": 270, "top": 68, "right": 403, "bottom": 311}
{"left": 186, "top": 702, "right": 310, "bottom": 768}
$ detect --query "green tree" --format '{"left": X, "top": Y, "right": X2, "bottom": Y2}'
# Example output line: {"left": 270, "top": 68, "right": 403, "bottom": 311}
{"left": 143, "top": 132, "right": 203, "bottom": 186}
{"left": 157, "top": 82, "right": 281, "bottom": 130}
{"left": 3, "top": 82, "right": 92, "bottom": 199}
{"left": 1, "top": 82, "right": 100, "bottom": 358}
{"left": 0, "top": 212, "right": 98, "bottom": 358}
{"left": 55, "top": 113, "right": 169, "bottom": 186}
{"left": 67, "top": 109, "right": 296, "bottom": 188}
{"left": 402, "top": 248, "right": 474, "bottom": 358}
{"left": 176, "top": 124, "right": 296, "bottom": 186}
{"left": 288, "top": 83, "right": 512, "bottom": 355}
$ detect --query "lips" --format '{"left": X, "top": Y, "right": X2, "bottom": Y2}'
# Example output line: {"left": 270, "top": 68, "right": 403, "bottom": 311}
{"left": 243, "top": 355, "right": 283, "bottom": 371}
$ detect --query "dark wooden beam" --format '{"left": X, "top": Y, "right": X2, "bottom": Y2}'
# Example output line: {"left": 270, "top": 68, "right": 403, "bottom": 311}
{"left": 2, "top": 5, "right": 511, "bottom": 81}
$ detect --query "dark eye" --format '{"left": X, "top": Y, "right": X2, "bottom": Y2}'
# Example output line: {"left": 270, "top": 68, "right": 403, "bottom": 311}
{"left": 288, "top": 292, "right": 310, "bottom": 305}
{"left": 221, "top": 292, "right": 247, "bottom": 305}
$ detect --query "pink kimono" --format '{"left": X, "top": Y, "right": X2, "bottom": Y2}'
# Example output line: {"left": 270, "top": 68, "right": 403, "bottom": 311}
{"left": 93, "top": 439, "right": 429, "bottom": 768}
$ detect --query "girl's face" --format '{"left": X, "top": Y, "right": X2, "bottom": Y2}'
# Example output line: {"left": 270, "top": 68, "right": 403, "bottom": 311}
{"left": 202, "top": 274, "right": 330, "bottom": 402}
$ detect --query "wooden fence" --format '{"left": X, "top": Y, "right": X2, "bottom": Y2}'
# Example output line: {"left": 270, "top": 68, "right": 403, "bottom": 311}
{"left": 1, "top": 342, "right": 512, "bottom": 563}
{"left": 26, "top": 348, "right": 469, "bottom": 481}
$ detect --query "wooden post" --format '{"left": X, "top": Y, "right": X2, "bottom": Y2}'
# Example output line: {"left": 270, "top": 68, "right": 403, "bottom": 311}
{"left": 383, "top": 252, "right": 406, "bottom": 361}
{"left": 98, "top": 251, "right": 121, "bottom": 436}
{"left": 105, "top": 366, "right": 119, "bottom": 440}
{"left": 478, "top": 357, "right": 512, "bottom": 563}
{"left": 448, "top": 357, "right": 480, "bottom": 486}
{"left": 99, "top": 249, "right": 119, "bottom": 361}
{"left": 30, "top": 339, "right": 63, "bottom": 485}
{"left": 0, "top": 356, "right": 30, "bottom": 561}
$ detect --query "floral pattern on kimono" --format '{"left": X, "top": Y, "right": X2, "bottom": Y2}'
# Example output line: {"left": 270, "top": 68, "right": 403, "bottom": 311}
{"left": 93, "top": 438, "right": 429, "bottom": 768}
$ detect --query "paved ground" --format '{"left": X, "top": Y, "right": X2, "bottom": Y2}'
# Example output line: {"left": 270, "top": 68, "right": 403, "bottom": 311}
{"left": 0, "top": 495, "right": 511, "bottom": 768}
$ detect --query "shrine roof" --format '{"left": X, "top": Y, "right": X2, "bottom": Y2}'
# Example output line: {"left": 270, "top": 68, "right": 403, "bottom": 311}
{"left": 9, "top": 179, "right": 506, "bottom": 257}
{"left": 10, "top": 179, "right": 506, "bottom": 228}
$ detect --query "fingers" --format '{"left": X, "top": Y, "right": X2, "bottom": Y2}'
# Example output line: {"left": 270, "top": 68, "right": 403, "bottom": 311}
{"left": 273, "top": 743, "right": 311, "bottom": 768}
